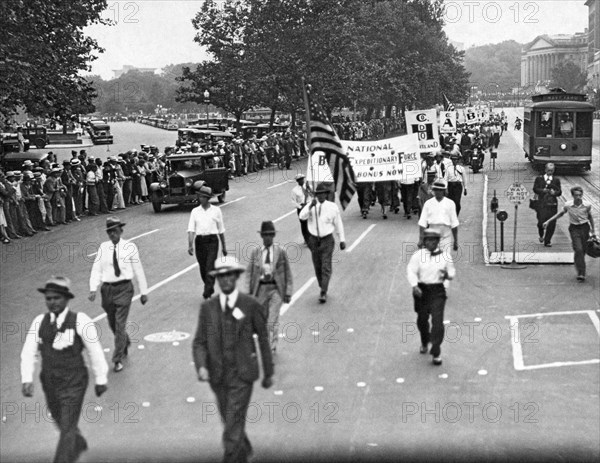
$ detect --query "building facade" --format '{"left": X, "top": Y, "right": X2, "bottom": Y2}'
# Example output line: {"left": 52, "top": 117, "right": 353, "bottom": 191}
{"left": 586, "top": 0, "right": 600, "bottom": 106}
{"left": 521, "top": 32, "right": 589, "bottom": 88}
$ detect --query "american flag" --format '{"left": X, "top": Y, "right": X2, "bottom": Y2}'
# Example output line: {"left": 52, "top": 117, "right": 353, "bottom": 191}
{"left": 443, "top": 93, "right": 455, "bottom": 111}
{"left": 304, "top": 82, "right": 356, "bottom": 210}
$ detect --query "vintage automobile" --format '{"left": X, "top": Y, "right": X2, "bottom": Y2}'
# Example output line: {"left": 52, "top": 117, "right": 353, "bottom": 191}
{"left": 149, "top": 152, "right": 229, "bottom": 212}
{"left": 22, "top": 127, "right": 51, "bottom": 149}
{"left": 0, "top": 132, "right": 30, "bottom": 155}
{"left": 175, "top": 128, "right": 233, "bottom": 150}
{"left": 1, "top": 151, "right": 50, "bottom": 171}
{"left": 88, "top": 120, "right": 114, "bottom": 144}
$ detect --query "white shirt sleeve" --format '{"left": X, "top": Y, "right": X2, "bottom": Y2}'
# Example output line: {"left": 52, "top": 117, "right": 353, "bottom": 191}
{"left": 20, "top": 314, "right": 44, "bottom": 383}
{"left": 76, "top": 313, "right": 108, "bottom": 385}
{"left": 418, "top": 201, "right": 431, "bottom": 228}
{"left": 127, "top": 242, "right": 148, "bottom": 295}
{"left": 333, "top": 204, "right": 345, "bottom": 242}
{"left": 449, "top": 200, "right": 459, "bottom": 228}
{"left": 216, "top": 208, "right": 225, "bottom": 234}
{"left": 298, "top": 203, "right": 311, "bottom": 221}
{"left": 406, "top": 252, "right": 420, "bottom": 287}
{"left": 187, "top": 209, "right": 196, "bottom": 234}
{"left": 446, "top": 256, "right": 456, "bottom": 281}
{"left": 89, "top": 243, "right": 103, "bottom": 292}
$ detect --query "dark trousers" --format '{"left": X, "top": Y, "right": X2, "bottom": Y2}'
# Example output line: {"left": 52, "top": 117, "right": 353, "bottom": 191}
{"left": 123, "top": 179, "right": 132, "bottom": 205}
{"left": 104, "top": 183, "right": 114, "bottom": 211}
{"left": 101, "top": 280, "right": 134, "bottom": 363}
{"left": 296, "top": 209, "right": 310, "bottom": 244}
{"left": 73, "top": 186, "right": 83, "bottom": 215}
{"left": 97, "top": 182, "right": 108, "bottom": 213}
{"left": 307, "top": 233, "right": 335, "bottom": 293}
{"left": 40, "top": 368, "right": 89, "bottom": 463}
{"left": 400, "top": 183, "right": 417, "bottom": 215}
{"left": 447, "top": 182, "right": 463, "bottom": 216}
{"left": 537, "top": 205, "right": 557, "bottom": 244}
{"left": 356, "top": 183, "right": 372, "bottom": 213}
{"left": 414, "top": 283, "right": 446, "bottom": 357}
{"left": 210, "top": 377, "right": 254, "bottom": 463}
{"left": 195, "top": 235, "right": 219, "bottom": 298}
{"left": 569, "top": 223, "right": 590, "bottom": 277}
{"left": 87, "top": 185, "right": 99, "bottom": 215}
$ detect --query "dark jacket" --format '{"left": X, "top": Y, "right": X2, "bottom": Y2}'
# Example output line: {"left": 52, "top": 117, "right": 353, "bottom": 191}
{"left": 192, "top": 292, "right": 273, "bottom": 385}
{"left": 533, "top": 175, "right": 561, "bottom": 208}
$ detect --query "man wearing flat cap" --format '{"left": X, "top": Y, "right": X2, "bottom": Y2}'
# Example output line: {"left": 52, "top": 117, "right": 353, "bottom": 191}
{"left": 21, "top": 276, "right": 109, "bottom": 462}
{"left": 407, "top": 229, "right": 456, "bottom": 365}
{"left": 89, "top": 217, "right": 148, "bottom": 372}
{"left": 187, "top": 183, "right": 227, "bottom": 300}
{"left": 299, "top": 182, "right": 346, "bottom": 303}
{"left": 192, "top": 256, "right": 273, "bottom": 463}
{"left": 246, "top": 221, "right": 293, "bottom": 353}
{"left": 290, "top": 173, "right": 311, "bottom": 245}
{"left": 418, "top": 180, "right": 459, "bottom": 252}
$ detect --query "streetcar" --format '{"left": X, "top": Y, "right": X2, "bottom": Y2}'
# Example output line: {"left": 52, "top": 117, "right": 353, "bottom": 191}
{"left": 523, "top": 89, "right": 594, "bottom": 170}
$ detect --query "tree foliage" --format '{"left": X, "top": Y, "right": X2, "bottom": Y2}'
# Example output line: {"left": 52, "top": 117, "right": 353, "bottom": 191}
{"left": 178, "top": 0, "right": 469, "bottom": 122}
{"left": 463, "top": 40, "right": 522, "bottom": 96}
{"left": 0, "top": 0, "right": 110, "bottom": 125}
{"left": 550, "top": 61, "right": 588, "bottom": 93}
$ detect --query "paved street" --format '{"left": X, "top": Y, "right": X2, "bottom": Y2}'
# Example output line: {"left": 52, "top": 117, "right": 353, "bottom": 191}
{"left": 1, "top": 119, "right": 599, "bottom": 462}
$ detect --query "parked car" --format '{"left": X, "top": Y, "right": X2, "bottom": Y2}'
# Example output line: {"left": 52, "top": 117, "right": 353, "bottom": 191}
{"left": 149, "top": 152, "right": 229, "bottom": 212}
{"left": 22, "top": 127, "right": 50, "bottom": 149}
{"left": 88, "top": 120, "right": 114, "bottom": 144}
{"left": 0, "top": 132, "right": 30, "bottom": 156}
{"left": 1, "top": 150, "right": 49, "bottom": 171}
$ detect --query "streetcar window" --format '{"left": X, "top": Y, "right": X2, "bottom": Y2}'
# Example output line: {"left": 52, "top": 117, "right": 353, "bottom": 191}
{"left": 575, "top": 112, "right": 592, "bottom": 138}
{"left": 556, "top": 112, "right": 574, "bottom": 138}
{"left": 537, "top": 111, "right": 553, "bottom": 138}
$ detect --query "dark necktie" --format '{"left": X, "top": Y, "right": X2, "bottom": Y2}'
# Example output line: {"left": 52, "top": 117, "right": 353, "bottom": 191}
{"left": 113, "top": 246, "right": 121, "bottom": 277}
{"left": 265, "top": 247, "right": 271, "bottom": 264}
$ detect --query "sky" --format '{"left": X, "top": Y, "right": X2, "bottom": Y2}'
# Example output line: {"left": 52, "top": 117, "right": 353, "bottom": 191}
{"left": 84, "top": 0, "right": 590, "bottom": 80}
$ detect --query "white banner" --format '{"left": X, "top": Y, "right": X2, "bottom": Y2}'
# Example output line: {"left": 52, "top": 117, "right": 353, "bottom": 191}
{"left": 464, "top": 107, "right": 479, "bottom": 125}
{"left": 342, "top": 134, "right": 421, "bottom": 183}
{"left": 305, "top": 151, "right": 334, "bottom": 188}
{"left": 405, "top": 109, "right": 440, "bottom": 153}
{"left": 439, "top": 111, "right": 457, "bottom": 134}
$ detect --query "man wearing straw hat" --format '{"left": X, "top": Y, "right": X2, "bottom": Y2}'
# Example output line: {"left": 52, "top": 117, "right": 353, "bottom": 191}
{"left": 192, "top": 256, "right": 273, "bottom": 463}
{"left": 89, "top": 217, "right": 148, "bottom": 372}
{"left": 299, "top": 182, "right": 346, "bottom": 303}
{"left": 246, "top": 220, "right": 293, "bottom": 354}
{"left": 418, "top": 180, "right": 459, "bottom": 253}
{"left": 21, "top": 276, "right": 108, "bottom": 462}
{"left": 187, "top": 182, "right": 228, "bottom": 300}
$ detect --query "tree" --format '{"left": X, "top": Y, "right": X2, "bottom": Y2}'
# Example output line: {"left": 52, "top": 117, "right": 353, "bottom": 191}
{"left": 550, "top": 61, "right": 588, "bottom": 93}
{"left": 0, "top": 0, "right": 110, "bottom": 127}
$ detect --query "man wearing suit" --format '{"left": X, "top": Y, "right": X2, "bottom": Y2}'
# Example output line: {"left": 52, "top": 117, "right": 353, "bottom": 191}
{"left": 193, "top": 256, "right": 273, "bottom": 463}
{"left": 246, "top": 221, "right": 293, "bottom": 354}
{"left": 533, "top": 163, "right": 562, "bottom": 246}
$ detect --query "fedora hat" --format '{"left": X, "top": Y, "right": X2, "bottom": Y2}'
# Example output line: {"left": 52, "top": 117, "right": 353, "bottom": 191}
{"left": 423, "top": 229, "right": 442, "bottom": 239}
{"left": 432, "top": 180, "right": 447, "bottom": 190}
{"left": 258, "top": 221, "right": 276, "bottom": 235}
{"left": 209, "top": 256, "right": 246, "bottom": 277}
{"left": 314, "top": 182, "right": 331, "bottom": 194}
{"left": 37, "top": 276, "right": 75, "bottom": 299}
{"left": 193, "top": 182, "right": 214, "bottom": 198}
{"left": 106, "top": 216, "right": 126, "bottom": 231}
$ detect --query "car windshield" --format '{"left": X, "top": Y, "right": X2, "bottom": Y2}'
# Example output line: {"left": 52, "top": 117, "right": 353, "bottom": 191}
{"left": 169, "top": 158, "right": 205, "bottom": 171}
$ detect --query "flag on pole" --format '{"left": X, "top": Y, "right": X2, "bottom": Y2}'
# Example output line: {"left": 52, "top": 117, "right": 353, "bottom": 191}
{"left": 303, "top": 81, "right": 356, "bottom": 210}
{"left": 443, "top": 93, "right": 455, "bottom": 111}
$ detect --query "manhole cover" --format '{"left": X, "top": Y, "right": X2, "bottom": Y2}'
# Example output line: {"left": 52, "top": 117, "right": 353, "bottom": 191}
{"left": 144, "top": 331, "right": 190, "bottom": 343}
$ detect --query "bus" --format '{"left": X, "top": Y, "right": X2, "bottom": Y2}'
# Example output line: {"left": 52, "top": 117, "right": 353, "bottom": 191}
{"left": 523, "top": 89, "right": 594, "bottom": 170}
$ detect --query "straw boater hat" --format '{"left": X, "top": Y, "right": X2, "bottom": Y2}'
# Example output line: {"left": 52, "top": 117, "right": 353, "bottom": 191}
{"left": 70, "top": 159, "right": 81, "bottom": 166}
{"left": 258, "top": 221, "right": 276, "bottom": 235}
{"left": 209, "top": 256, "right": 246, "bottom": 277}
{"left": 423, "top": 229, "right": 442, "bottom": 240}
{"left": 37, "top": 276, "right": 75, "bottom": 299}
{"left": 432, "top": 180, "right": 447, "bottom": 191}
{"left": 106, "top": 216, "right": 126, "bottom": 231}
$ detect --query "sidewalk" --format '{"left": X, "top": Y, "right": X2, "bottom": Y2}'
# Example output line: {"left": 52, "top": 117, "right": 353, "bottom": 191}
{"left": 483, "top": 125, "right": 573, "bottom": 264}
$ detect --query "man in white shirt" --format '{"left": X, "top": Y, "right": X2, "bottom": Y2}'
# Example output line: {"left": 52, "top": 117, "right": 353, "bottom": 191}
{"left": 299, "top": 183, "right": 346, "bottom": 303}
{"left": 21, "top": 277, "right": 108, "bottom": 462}
{"left": 187, "top": 184, "right": 227, "bottom": 299}
{"left": 406, "top": 229, "right": 456, "bottom": 365}
{"left": 445, "top": 154, "right": 467, "bottom": 216}
{"left": 290, "top": 173, "right": 310, "bottom": 245}
{"left": 418, "top": 180, "right": 459, "bottom": 252}
{"left": 89, "top": 217, "right": 148, "bottom": 372}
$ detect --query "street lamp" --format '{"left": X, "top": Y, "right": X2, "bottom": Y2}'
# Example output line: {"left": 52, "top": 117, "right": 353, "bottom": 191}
{"left": 203, "top": 89, "right": 210, "bottom": 129}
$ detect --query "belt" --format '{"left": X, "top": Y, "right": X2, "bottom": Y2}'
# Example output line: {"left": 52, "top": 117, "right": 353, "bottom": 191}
{"left": 310, "top": 233, "right": 332, "bottom": 239}
{"left": 102, "top": 280, "right": 131, "bottom": 286}
{"left": 197, "top": 233, "right": 218, "bottom": 237}
{"left": 259, "top": 281, "right": 277, "bottom": 285}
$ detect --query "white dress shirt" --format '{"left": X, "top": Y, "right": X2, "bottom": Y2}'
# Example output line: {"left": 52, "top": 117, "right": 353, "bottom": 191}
{"left": 291, "top": 184, "right": 309, "bottom": 209}
{"left": 219, "top": 289, "right": 239, "bottom": 312}
{"left": 446, "top": 164, "right": 465, "bottom": 183}
{"left": 418, "top": 197, "right": 459, "bottom": 233}
{"left": 20, "top": 307, "right": 109, "bottom": 385}
{"left": 299, "top": 200, "right": 345, "bottom": 241}
{"left": 89, "top": 238, "right": 148, "bottom": 294}
{"left": 406, "top": 248, "right": 456, "bottom": 288}
{"left": 187, "top": 204, "right": 225, "bottom": 235}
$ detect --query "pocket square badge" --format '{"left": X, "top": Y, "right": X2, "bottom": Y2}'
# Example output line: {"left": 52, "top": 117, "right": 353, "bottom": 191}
{"left": 53, "top": 329, "right": 75, "bottom": 350}
{"left": 232, "top": 307, "right": 245, "bottom": 320}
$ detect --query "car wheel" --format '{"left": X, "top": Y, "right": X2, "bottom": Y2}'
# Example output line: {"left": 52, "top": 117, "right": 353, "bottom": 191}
{"left": 218, "top": 191, "right": 226, "bottom": 203}
{"left": 35, "top": 138, "right": 46, "bottom": 149}
{"left": 152, "top": 201, "right": 162, "bottom": 212}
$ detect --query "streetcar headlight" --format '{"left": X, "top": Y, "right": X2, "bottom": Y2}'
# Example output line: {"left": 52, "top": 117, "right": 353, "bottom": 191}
{"left": 560, "top": 143, "right": 567, "bottom": 150}
{"left": 185, "top": 179, "right": 194, "bottom": 187}
{"left": 159, "top": 181, "right": 167, "bottom": 189}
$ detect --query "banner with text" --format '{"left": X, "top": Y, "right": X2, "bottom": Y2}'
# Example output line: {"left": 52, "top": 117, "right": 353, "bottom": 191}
{"left": 439, "top": 111, "right": 457, "bottom": 134}
{"left": 405, "top": 109, "right": 440, "bottom": 153}
{"left": 342, "top": 134, "right": 421, "bottom": 183}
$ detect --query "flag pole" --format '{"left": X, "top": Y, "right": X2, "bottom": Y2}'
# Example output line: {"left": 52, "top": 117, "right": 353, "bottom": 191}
{"left": 301, "top": 77, "right": 320, "bottom": 238}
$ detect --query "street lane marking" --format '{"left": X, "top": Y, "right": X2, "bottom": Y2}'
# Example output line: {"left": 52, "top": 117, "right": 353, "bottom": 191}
{"left": 280, "top": 276, "right": 316, "bottom": 316}
{"left": 273, "top": 209, "right": 296, "bottom": 223}
{"left": 267, "top": 180, "right": 293, "bottom": 190}
{"left": 482, "top": 174, "right": 491, "bottom": 265}
{"left": 347, "top": 224, "right": 376, "bottom": 253}
{"left": 87, "top": 229, "right": 160, "bottom": 257}
{"left": 218, "top": 196, "right": 246, "bottom": 207}
{"left": 505, "top": 309, "right": 598, "bottom": 319}
{"left": 91, "top": 263, "right": 199, "bottom": 322}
